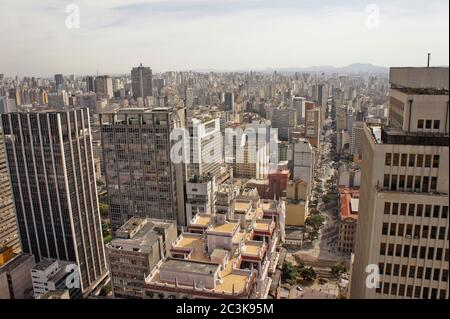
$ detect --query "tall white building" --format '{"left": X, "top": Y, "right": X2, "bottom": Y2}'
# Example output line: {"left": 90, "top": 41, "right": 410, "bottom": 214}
{"left": 187, "top": 115, "right": 223, "bottom": 179}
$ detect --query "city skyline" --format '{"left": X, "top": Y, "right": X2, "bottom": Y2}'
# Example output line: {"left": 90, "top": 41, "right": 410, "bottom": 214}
{"left": 1, "top": 0, "right": 449, "bottom": 77}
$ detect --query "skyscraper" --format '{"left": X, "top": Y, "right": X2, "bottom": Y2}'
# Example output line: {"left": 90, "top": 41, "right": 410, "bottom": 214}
{"left": 86, "top": 76, "right": 96, "bottom": 93}
{"left": 131, "top": 64, "right": 153, "bottom": 99}
{"left": 95, "top": 75, "right": 113, "bottom": 99}
{"left": 54, "top": 74, "right": 64, "bottom": 91}
{"left": 0, "top": 129, "right": 20, "bottom": 252}
{"left": 100, "top": 107, "right": 187, "bottom": 230}
{"left": 350, "top": 67, "right": 449, "bottom": 299}
{"left": 1, "top": 108, "right": 107, "bottom": 292}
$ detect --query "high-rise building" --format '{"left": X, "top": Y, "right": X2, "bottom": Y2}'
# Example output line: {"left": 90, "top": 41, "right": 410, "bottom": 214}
{"left": 293, "top": 96, "right": 306, "bottom": 125}
{"left": 187, "top": 115, "right": 223, "bottom": 179}
{"left": 1, "top": 108, "right": 108, "bottom": 293}
{"left": 304, "top": 102, "right": 321, "bottom": 148}
{"left": 54, "top": 74, "right": 64, "bottom": 91}
{"left": 271, "top": 108, "right": 296, "bottom": 140}
{"left": 100, "top": 107, "right": 187, "bottom": 230}
{"left": 224, "top": 92, "right": 234, "bottom": 111}
{"left": 350, "top": 67, "right": 449, "bottom": 299}
{"left": 86, "top": 76, "right": 96, "bottom": 93}
{"left": 351, "top": 112, "right": 365, "bottom": 158}
{"left": 95, "top": 75, "right": 113, "bottom": 99}
{"left": 131, "top": 64, "right": 153, "bottom": 99}
{"left": 0, "top": 129, "right": 20, "bottom": 252}
{"left": 292, "top": 138, "right": 314, "bottom": 193}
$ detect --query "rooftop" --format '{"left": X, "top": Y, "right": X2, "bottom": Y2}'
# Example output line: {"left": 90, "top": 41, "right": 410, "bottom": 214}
{"left": 160, "top": 258, "right": 219, "bottom": 276}
{"left": 33, "top": 258, "right": 57, "bottom": 271}
{"left": 189, "top": 214, "right": 212, "bottom": 228}
{"left": 171, "top": 233, "right": 209, "bottom": 262}
{"left": 369, "top": 125, "right": 449, "bottom": 146}
{"left": 339, "top": 187, "right": 359, "bottom": 220}
{"left": 208, "top": 222, "right": 239, "bottom": 236}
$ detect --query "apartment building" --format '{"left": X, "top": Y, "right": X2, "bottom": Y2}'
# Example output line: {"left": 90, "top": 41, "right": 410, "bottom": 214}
{"left": 107, "top": 218, "right": 177, "bottom": 299}
{"left": 0, "top": 130, "right": 20, "bottom": 252}
{"left": 143, "top": 191, "right": 284, "bottom": 299}
{"left": 337, "top": 187, "right": 359, "bottom": 254}
{"left": 100, "top": 107, "right": 187, "bottom": 229}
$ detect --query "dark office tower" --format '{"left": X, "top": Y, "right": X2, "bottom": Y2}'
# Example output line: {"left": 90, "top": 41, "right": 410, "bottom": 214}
{"left": 100, "top": 107, "right": 186, "bottom": 231}
{"left": 0, "top": 108, "right": 107, "bottom": 292}
{"left": 131, "top": 64, "right": 153, "bottom": 99}
{"left": 86, "top": 76, "right": 96, "bottom": 93}
{"left": 224, "top": 92, "right": 234, "bottom": 111}
{"left": 54, "top": 74, "right": 64, "bottom": 90}
{"left": 0, "top": 129, "right": 20, "bottom": 253}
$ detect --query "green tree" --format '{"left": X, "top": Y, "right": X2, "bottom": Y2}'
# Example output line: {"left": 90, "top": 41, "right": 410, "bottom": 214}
{"left": 281, "top": 261, "right": 298, "bottom": 283}
{"left": 331, "top": 263, "right": 346, "bottom": 277}
{"left": 299, "top": 267, "right": 317, "bottom": 281}
{"left": 99, "top": 202, "right": 109, "bottom": 218}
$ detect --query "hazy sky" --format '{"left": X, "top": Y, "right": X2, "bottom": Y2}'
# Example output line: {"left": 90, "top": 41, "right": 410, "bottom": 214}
{"left": 1, "top": 0, "right": 448, "bottom": 76}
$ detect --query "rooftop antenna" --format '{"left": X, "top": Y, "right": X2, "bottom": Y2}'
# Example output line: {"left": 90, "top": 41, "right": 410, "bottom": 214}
{"left": 427, "top": 53, "right": 431, "bottom": 67}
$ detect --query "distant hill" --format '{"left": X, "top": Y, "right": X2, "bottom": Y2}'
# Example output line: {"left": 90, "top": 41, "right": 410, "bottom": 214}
{"left": 260, "top": 63, "right": 389, "bottom": 74}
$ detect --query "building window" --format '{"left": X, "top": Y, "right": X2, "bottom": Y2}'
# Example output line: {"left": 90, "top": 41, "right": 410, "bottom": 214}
{"left": 407, "top": 176, "right": 413, "bottom": 189}
{"left": 382, "top": 223, "right": 388, "bottom": 235}
{"left": 422, "top": 176, "right": 429, "bottom": 192}
{"left": 425, "top": 205, "right": 432, "bottom": 217}
{"left": 436, "top": 248, "right": 443, "bottom": 260}
{"left": 416, "top": 204, "right": 423, "bottom": 217}
{"left": 433, "top": 155, "right": 440, "bottom": 168}
{"left": 417, "top": 155, "right": 423, "bottom": 167}
{"left": 385, "top": 153, "right": 392, "bottom": 166}
{"left": 383, "top": 174, "right": 390, "bottom": 188}
{"left": 408, "top": 204, "right": 415, "bottom": 216}
{"left": 433, "top": 205, "right": 440, "bottom": 218}
{"left": 398, "top": 224, "right": 405, "bottom": 236}
{"left": 417, "top": 120, "right": 424, "bottom": 129}
{"left": 406, "top": 286, "right": 413, "bottom": 298}
{"left": 414, "top": 176, "right": 421, "bottom": 191}
{"left": 439, "top": 227, "right": 446, "bottom": 240}
{"left": 408, "top": 154, "right": 415, "bottom": 167}
{"left": 392, "top": 202, "right": 399, "bottom": 215}
{"left": 433, "top": 120, "right": 440, "bottom": 130}
{"left": 399, "top": 175, "right": 405, "bottom": 189}
{"left": 442, "top": 206, "right": 448, "bottom": 219}
{"left": 422, "top": 225, "right": 429, "bottom": 238}
{"left": 399, "top": 284, "right": 406, "bottom": 297}
{"left": 425, "top": 120, "right": 432, "bottom": 129}
{"left": 403, "top": 245, "right": 410, "bottom": 257}
{"left": 380, "top": 243, "right": 386, "bottom": 255}
{"left": 430, "top": 177, "right": 437, "bottom": 192}
{"left": 400, "top": 154, "right": 407, "bottom": 166}
{"left": 424, "top": 155, "right": 432, "bottom": 168}
{"left": 393, "top": 153, "right": 399, "bottom": 166}
{"left": 390, "top": 223, "right": 397, "bottom": 236}
{"left": 391, "top": 175, "right": 398, "bottom": 191}
{"left": 400, "top": 203, "right": 407, "bottom": 215}
{"left": 384, "top": 202, "right": 391, "bottom": 214}
{"left": 401, "top": 265, "right": 408, "bottom": 277}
